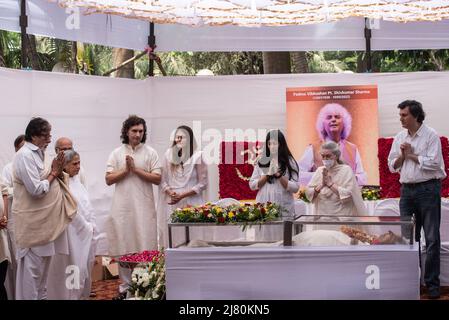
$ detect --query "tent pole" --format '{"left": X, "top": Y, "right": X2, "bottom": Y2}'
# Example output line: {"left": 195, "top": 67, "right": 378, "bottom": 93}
{"left": 364, "top": 18, "right": 372, "bottom": 72}
{"left": 148, "top": 22, "right": 155, "bottom": 76}
{"left": 20, "top": 0, "right": 28, "bottom": 68}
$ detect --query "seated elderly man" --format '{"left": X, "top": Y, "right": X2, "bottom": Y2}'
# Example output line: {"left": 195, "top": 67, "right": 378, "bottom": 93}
{"left": 305, "top": 141, "right": 366, "bottom": 229}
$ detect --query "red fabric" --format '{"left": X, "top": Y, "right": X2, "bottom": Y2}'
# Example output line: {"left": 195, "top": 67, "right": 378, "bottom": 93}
{"left": 378, "top": 136, "right": 449, "bottom": 198}
{"left": 219, "top": 141, "right": 261, "bottom": 200}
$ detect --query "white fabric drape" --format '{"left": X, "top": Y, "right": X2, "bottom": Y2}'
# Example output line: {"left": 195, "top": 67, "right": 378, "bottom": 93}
{"left": 2, "top": 68, "right": 449, "bottom": 254}
{"left": 166, "top": 245, "right": 420, "bottom": 300}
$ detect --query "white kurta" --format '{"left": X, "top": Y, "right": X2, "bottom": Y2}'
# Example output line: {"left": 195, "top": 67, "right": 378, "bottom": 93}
{"left": 157, "top": 150, "right": 208, "bottom": 248}
{"left": 249, "top": 159, "right": 300, "bottom": 241}
{"left": 47, "top": 175, "right": 98, "bottom": 300}
{"left": 106, "top": 143, "right": 161, "bottom": 256}
{"left": 306, "top": 164, "right": 367, "bottom": 231}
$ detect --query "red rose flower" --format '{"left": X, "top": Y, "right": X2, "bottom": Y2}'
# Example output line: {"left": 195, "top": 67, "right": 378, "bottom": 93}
{"left": 219, "top": 141, "right": 261, "bottom": 200}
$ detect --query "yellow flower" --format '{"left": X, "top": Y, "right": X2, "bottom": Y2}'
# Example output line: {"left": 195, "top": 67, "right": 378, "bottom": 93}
{"left": 215, "top": 207, "right": 222, "bottom": 214}
{"left": 228, "top": 212, "right": 235, "bottom": 218}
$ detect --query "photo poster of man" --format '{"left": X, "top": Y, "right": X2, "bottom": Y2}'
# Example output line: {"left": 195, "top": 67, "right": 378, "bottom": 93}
{"left": 286, "top": 85, "right": 379, "bottom": 187}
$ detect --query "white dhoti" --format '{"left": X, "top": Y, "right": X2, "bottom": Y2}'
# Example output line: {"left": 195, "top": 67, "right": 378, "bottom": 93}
{"left": 16, "top": 250, "right": 52, "bottom": 300}
{"left": 16, "top": 230, "right": 69, "bottom": 300}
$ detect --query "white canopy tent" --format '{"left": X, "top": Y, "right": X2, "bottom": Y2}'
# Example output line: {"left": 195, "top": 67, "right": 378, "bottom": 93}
{"left": 1, "top": 0, "right": 449, "bottom": 51}
{"left": 49, "top": 0, "right": 449, "bottom": 26}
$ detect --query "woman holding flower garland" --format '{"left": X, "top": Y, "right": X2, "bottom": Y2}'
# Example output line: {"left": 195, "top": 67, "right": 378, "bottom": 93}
{"left": 249, "top": 130, "right": 300, "bottom": 241}
{"left": 157, "top": 125, "right": 208, "bottom": 248}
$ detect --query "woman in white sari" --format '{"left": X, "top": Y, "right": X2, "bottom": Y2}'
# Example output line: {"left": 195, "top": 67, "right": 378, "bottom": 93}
{"left": 47, "top": 150, "right": 99, "bottom": 299}
{"left": 157, "top": 126, "right": 208, "bottom": 249}
{"left": 306, "top": 141, "right": 366, "bottom": 231}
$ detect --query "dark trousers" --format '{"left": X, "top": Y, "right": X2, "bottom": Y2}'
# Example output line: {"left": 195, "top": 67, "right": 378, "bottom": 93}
{"left": 399, "top": 179, "right": 441, "bottom": 291}
{"left": 0, "top": 260, "right": 8, "bottom": 300}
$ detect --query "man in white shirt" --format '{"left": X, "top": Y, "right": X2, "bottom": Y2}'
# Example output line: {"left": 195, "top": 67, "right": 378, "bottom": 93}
{"left": 13, "top": 117, "right": 74, "bottom": 300}
{"left": 388, "top": 100, "right": 446, "bottom": 299}
{"left": 105, "top": 115, "right": 161, "bottom": 299}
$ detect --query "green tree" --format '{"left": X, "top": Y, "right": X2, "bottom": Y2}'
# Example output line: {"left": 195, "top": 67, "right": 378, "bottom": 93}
{"left": 0, "top": 31, "right": 21, "bottom": 69}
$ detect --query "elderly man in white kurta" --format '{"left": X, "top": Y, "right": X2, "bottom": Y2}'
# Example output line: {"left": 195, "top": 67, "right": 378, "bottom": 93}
{"left": 105, "top": 115, "right": 161, "bottom": 299}
{"left": 13, "top": 117, "right": 77, "bottom": 300}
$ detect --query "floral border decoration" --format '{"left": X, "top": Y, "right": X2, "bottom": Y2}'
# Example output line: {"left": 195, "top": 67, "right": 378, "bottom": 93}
{"left": 171, "top": 202, "right": 283, "bottom": 225}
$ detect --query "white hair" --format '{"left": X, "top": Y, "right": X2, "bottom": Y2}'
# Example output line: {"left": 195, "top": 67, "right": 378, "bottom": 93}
{"left": 63, "top": 149, "right": 79, "bottom": 165}
{"left": 320, "top": 141, "right": 344, "bottom": 164}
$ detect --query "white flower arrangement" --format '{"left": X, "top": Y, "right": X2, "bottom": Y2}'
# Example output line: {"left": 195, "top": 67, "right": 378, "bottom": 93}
{"left": 128, "top": 251, "right": 166, "bottom": 300}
